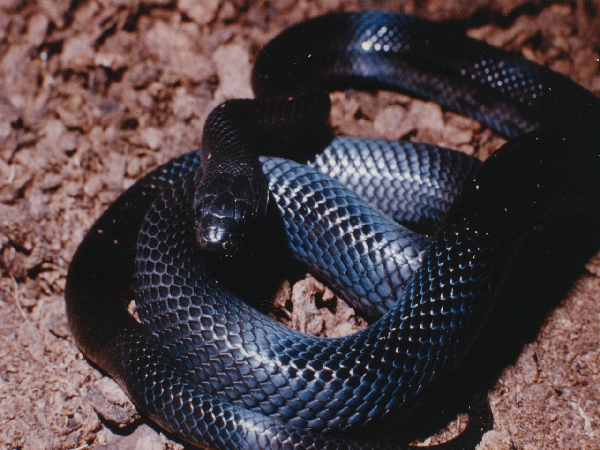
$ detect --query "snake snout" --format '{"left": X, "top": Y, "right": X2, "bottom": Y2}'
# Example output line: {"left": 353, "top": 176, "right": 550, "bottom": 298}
{"left": 194, "top": 194, "right": 248, "bottom": 255}
{"left": 194, "top": 174, "right": 268, "bottom": 255}
{"left": 195, "top": 215, "right": 241, "bottom": 254}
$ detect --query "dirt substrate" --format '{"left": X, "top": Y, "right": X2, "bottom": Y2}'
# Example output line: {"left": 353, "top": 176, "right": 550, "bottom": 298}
{"left": 1, "top": 1, "right": 599, "bottom": 449}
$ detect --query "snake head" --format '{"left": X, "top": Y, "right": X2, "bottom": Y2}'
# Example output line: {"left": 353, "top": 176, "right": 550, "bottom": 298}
{"left": 194, "top": 170, "right": 268, "bottom": 256}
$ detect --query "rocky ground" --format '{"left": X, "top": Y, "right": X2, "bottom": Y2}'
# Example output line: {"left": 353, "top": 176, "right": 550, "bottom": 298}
{"left": 1, "top": 0, "right": 599, "bottom": 449}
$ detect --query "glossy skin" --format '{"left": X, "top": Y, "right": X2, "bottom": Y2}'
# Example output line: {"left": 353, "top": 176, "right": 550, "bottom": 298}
{"left": 65, "top": 12, "right": 600, "bottom": 450}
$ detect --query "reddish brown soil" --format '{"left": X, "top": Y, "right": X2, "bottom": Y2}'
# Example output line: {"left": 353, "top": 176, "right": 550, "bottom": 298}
{"left": 1, "top": 1, "right": 599, "bottom": 449}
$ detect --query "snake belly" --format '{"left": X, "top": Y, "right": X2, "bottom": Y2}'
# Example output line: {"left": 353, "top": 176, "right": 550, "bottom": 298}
{"left": 65, "top": 11, "right": 600, "bottom": 450}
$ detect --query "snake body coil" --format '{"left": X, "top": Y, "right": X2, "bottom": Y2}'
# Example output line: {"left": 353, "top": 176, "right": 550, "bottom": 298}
{"left": 65, "top": 12, "right": 600, "bottom": 450}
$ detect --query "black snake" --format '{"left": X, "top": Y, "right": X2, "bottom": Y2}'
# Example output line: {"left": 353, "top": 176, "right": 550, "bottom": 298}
{"left": 65, "top": 11, "right": 600, "bottom": 450}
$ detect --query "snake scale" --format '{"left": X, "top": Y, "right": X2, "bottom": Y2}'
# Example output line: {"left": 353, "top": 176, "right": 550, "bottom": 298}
{"left": 65, "top": 11, "right": 600, "bottom": 450}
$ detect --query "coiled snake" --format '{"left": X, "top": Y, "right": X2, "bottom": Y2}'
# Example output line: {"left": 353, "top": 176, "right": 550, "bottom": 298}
{"left": 65, "top": 11, "right": 600, "bottom": 450}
